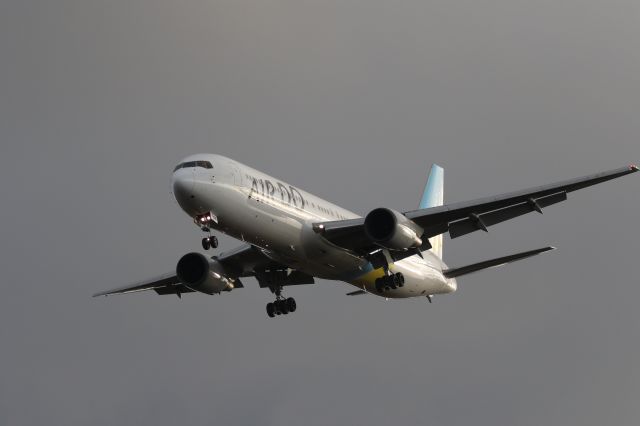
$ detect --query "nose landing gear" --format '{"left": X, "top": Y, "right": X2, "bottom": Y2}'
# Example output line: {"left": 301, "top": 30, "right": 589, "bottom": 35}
{"left": 201, "top": 236, "right": 218, "bottom": 250}
{"left": 195, "top": 212, "right": 219, "bottom": 251}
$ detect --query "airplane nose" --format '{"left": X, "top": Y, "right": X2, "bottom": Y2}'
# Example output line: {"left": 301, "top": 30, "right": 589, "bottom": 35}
{"left": 172, "top": 173, "right": 196, "bottom": 207}
{"left": 173, "top": 175, "right": 193, "bottom": 196}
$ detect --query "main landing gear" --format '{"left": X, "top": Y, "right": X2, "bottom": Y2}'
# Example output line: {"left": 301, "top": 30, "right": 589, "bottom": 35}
{"left": 367, "top": 250, "right": 404, "bottom": 293}
{"left": 262, "top": 275, "right": 298, "bottom": 318}
{"left": 201, "top": 235, "right": 218, "bottom": 250}
{"left": 375, "top": 272, "right": 405, "bottom": 292}
{"left": 266, "top": 297, "right": 297, "bottom": 318}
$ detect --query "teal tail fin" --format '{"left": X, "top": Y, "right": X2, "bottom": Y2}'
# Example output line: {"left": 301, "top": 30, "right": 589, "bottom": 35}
{"left": 419, "top": 164, "right": 444, "bottom": 259}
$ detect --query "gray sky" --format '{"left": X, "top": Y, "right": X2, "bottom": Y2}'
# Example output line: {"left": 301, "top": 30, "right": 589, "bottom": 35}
{"left": 1, "top": 1, "right": 640, "bottom": 425}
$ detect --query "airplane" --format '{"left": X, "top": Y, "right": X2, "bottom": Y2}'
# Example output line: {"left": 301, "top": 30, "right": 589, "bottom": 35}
{"left": 94, "top": 154, "right": 638, "bottom": 318}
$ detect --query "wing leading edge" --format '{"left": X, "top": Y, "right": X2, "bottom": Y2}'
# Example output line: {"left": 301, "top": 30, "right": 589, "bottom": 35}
{"left": 92, "top": 272, "right": 184, "bottom": 297}
{"left": 314, "top": 165, "right": 638, "bottom": 253}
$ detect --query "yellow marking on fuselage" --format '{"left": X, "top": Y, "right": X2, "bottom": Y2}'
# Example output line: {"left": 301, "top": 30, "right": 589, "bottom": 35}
{"left": 349, "top": 265, "right": 398, "bottom": 288}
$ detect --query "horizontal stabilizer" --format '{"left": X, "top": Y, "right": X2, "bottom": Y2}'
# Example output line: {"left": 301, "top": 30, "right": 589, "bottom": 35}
{"left": 442, "top": 246, "right": 555, "bottom": 279}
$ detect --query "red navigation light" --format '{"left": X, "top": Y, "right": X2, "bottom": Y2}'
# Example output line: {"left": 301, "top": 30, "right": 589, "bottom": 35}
{"left": 630, "top": 164, "right": 639, "bottom": 171}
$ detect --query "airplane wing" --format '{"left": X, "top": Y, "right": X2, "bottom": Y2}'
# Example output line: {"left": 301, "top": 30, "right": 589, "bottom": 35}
{"left": 92, "top": 272, "right": 187, "bottom": 297}
{"left": 314, "top": 165, "right": 638, "bottom": 254}
{"left": 93, "top": 244, "right": 282, "bottom": 297}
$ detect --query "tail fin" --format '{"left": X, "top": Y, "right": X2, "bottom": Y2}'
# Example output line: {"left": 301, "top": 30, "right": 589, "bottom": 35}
{"left": 419, "top": 164, "right": 444, "bottom": 259}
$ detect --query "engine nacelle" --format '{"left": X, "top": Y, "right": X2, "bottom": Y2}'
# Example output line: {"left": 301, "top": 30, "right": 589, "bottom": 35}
{"left": 176, "top": 252, "right": 235, "bottom": 294}
{"left": 364, "top": 208, "right": 424, "bottom": 251}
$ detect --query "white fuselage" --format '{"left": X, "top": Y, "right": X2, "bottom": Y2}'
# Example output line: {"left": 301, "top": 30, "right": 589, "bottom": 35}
{"left": 171, "top": 154, "right": 457, "bottom": 298}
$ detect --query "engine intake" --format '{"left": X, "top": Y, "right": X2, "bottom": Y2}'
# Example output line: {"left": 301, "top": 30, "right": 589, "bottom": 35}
{"left": 364, "top": 208, "right": 423, "bottom": 251}
{"left": 176, "top": 252, "right": 234, "bottom": 294}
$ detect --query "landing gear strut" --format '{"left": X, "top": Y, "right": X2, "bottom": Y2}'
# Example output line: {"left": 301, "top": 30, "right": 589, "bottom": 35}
{"left": 375, "top": 272, "right": 405, "bottom": 292}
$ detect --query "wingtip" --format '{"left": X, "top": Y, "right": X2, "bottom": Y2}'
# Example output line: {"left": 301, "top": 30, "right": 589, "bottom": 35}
{"left": 535, "top": 246, "right": 556, "bottom": 255}
{"left": 630, "top": 164, "right": 639, "bottom": 172}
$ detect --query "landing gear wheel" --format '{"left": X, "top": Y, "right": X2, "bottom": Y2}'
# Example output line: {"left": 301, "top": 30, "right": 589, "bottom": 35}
{"left": 377, "top": 276, "right": 390, "bottom": 292}
{"left": 396, "top": 272, "right": 405, "bottom": 287}
{"left": 201, "top": 238, "right": 211, "bottom": 250}
{"left": 265, "top": 298, "right": 296, "bottom": 318}
{"left": 280, "top": 301, "right": 290, "bottom": 315}
{"left": 262, "top": 275, "right": 298, "bottom": 318}
{"left": 389, "top": 274, "right": 398, "bottom": 290}
{"left": 209, "top": 236, "right": 218, "bottom": 249}
{"left": 266, "top": 303, "right": 275, "bottom": 318}
{"left": 376, "top": 276, "right": 393, "bottom": 292}
{"left": 286, "top": 297, "right": 297, "bottom": 312}
{"left": 201, "top": 236, "right": 218, "bottom": 250}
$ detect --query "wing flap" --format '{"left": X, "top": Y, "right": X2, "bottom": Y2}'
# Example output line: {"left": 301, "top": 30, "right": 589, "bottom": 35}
{"left": 216, "top": 244, "right": 285, "bottom": 277}
{"left": 255, "top": 270, "right": 315, "bottom": 288}
{"left": 154, "top": 284, "right": 196, "bottom": 296}
{"left": 449, "top": 191, "right": 567, "bottom": 238}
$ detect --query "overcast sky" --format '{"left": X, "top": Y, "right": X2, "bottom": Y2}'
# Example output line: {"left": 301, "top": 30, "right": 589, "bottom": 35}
{"left": 1, "top": 1, "right": 640, "bottom": 425}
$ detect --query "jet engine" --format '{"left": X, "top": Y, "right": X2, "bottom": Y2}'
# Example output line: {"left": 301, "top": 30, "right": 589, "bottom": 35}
{"left": 364, "top": 208, "right": 424, "bottom": 251}
{"left": 176, "top": 252, "right": 235, "bottom": 294}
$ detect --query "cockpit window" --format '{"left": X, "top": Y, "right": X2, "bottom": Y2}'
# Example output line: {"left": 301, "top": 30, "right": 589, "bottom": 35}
{"left": 173, "top": 161, "right": 213, "bottom": 172}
